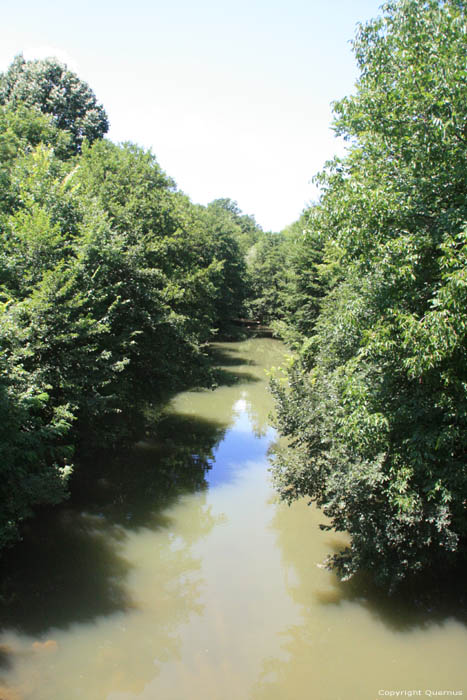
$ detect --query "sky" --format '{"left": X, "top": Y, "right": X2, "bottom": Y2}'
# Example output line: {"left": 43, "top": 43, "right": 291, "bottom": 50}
{"left": 0, "top": 0, "right": 384, "bottom": 232}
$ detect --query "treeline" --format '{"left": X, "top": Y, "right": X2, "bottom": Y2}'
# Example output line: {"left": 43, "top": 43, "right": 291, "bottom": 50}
{"left": 0, "top": 56, "right": 263, "bottom": 549}
{"left": 255, "top": 0, "right": 467, "bottom": 589}
{"left": 244, "top": 212, "right": 324, "bottom": 343}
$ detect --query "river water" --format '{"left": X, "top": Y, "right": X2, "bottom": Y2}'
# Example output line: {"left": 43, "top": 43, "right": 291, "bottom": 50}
{"left": 0, "top": 337, "right": 466, "bottom": 700}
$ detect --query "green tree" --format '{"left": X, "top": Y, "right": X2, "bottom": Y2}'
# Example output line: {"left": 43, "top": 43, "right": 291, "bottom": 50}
{"left": 245, "top": 232, "right": 286, "bottom": 323}
{"left": 0, "top": 78, "right": 256, "bottom": 553}
{"left": 0, "top": 55, "right": 108, "bottom": 153}
{"left": 201, "top": 203, "right": 249, "bottom": 325}
{"left": 272, "top": 213, "right": 325, "bottom": 348}
{"left": 75, "top": 141, "right": 222, "bottom": 387}
{"left": 0, "top": 104, "right": 72, "bottom": 214}
{"left": 0, "top": 337, "right": 73, "bottom": 549}
{"left": 271, "top": 0, "right": 467, "bottom": 588}
{"left": 208, "top": 198, "right": 262, "bottom": 256}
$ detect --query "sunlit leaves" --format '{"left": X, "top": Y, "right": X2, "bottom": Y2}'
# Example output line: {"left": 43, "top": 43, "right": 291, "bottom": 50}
{"left": 271, "top": 0, "right": 467, "bottom": 588}
{"left": 0, "top": 85, "right": 253, "bottom": 550}
{"left": 0, "top": 54, "right": 108, "bottom": 153}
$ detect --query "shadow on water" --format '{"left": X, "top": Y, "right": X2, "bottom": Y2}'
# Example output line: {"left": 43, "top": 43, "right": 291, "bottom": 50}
{"left": 209, "top": 345, "right": 256, "bottom": 368}
{"left": 314, "top": 553, "right": 467, "bottom": 632}
{"left": 211, "top": 367, "right": 261, "bottom": 387}
{"left": 0, "top": 506, "right": 133, "bottom": 636}
{"left": 0, "top": 335, "right": 284, "bottom": 696}
{"left": 0, "top": 412, "right": 227, "bottom": 639}
{"left": 250, "top": 504, "right": 467, "bottom": 700}
{"left": 208, "top": 346, "right": 261, "bottom": 388}
{"left": 0, "top": 645, "right": 11, "bottom": 670}
{"left": 70, "top": 413, "right": 228, "bottom": 530}
{"left": 268, "top": 501, "right": 467, "bottom": 636}
{"left": 0, "top": 339, "right": 266, "bottom": 646}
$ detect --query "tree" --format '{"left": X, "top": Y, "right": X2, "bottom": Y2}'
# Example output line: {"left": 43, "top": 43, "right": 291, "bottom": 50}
{"left": 200, "top": 204, "right": 249, "bottom": 326}
{"left": 272, "top": 213, "right": 325, "bottom": 348}
{"left": 208, "top": 198, "right": 263, "bottom": 256}
{"left": 245, "top": 232, "right": 286, "bottom": 323}
{"left": 0, "top": 103, "right": 72, "bottom": 213}
{"left": 0, "top": 55, "right": 108, "bottom": 153}
{"left": 0, "top": 80, "right": 255, "bottom": 554}
{"left": 0, "top": 339, "right": 73, "bottom": 549}
{"left": 271, "top": 0, "right": 467, "bottom": 588}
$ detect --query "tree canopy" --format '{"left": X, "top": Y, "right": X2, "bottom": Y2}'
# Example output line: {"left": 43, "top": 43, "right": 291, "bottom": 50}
{"left": 0, "top": 57, "right": 251, "bottom": 550}
{"left": 0, "top": 55, "right": 109, "bottom": 153}
{"left": 270, "top": 0, "right": 467, "bottom": 588}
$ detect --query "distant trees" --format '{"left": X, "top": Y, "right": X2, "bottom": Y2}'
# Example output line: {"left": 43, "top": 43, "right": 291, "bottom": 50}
{"left": 245, "top": 232, "right": 287, "bottom": 323}
{"left": 243, "top": 215, "right": 324, "bottom": 345}
{"left": 208, "top": 198, "right": 262, "bottom": 256}
{"left": 270, "top": 0, "right": 467, "bottom": 588}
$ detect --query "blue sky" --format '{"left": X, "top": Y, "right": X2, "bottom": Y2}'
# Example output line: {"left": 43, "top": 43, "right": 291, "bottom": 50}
{"left": 1, "top": 0, "right": 383, "bottom": 231}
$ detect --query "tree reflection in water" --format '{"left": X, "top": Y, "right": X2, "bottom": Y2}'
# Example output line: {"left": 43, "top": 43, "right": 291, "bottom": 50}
{"left": 0, "top": 337, "right": 289, "bottom": 700}
{"left": 252, "top": 496, "right": 467, "bottom": 700}
{"left": 0, "top": 411, "right": 227, "bottom": 699}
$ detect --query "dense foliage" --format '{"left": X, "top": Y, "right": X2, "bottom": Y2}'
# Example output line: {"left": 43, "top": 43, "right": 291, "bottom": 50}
{"left": 0, "top": 55, "right": 109, "bottom": 154}
{"left": 0, "top": 60, "right": 252, "bottom": 549}
{"left": 243, "top": 213, "right": 324, "bottom": 343}
{"left": 2, "top": 1, "right": 466, "bottom": 595}
{"left": 271, "top": 0, "right": 467, "bottom": 588}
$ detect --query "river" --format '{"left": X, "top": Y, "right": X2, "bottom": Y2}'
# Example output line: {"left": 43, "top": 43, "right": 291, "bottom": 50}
{"left": 0, "top": 337, "right": 466, "bottom": 700}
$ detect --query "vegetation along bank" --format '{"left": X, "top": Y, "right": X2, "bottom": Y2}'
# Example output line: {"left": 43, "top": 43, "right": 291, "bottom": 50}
{"left": 1, "top": 0, "right": 466, "bottom": 592}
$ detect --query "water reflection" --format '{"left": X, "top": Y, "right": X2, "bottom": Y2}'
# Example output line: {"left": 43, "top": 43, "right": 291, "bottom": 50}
{"left": 251, "top": 495, "right": 467, "bottom": 700}
{"left": 0, "top": 492, "right": 220, "bottom": 700}
{"left": 0, "top": 337, "right": 286, "bottom": 699}
{"left": 71, "top": 413, "right": 228, "bottom": 529}
{"left": 2, "top": 337, "right": 466, "bottom": 700}
{"left": 207, "top": 399, "right": 276, "bottom": 487}
{"left": 0, "top": 411, "right": 228, "bottom": 638}
{"left": 314, "top": 559, "right": 467, "bottom": 632}
{"left": 171, "top": 339, "right": 284, "bottom": 440}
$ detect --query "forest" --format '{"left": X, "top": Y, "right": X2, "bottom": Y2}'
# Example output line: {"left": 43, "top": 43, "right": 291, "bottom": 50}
{"left": 0, "top": 0, "right": 466, "bottom": 592}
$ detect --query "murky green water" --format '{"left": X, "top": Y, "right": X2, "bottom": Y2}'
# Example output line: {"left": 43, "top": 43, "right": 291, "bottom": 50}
{"left": 0, "top": 338, "right": 466, "bottom": 700}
